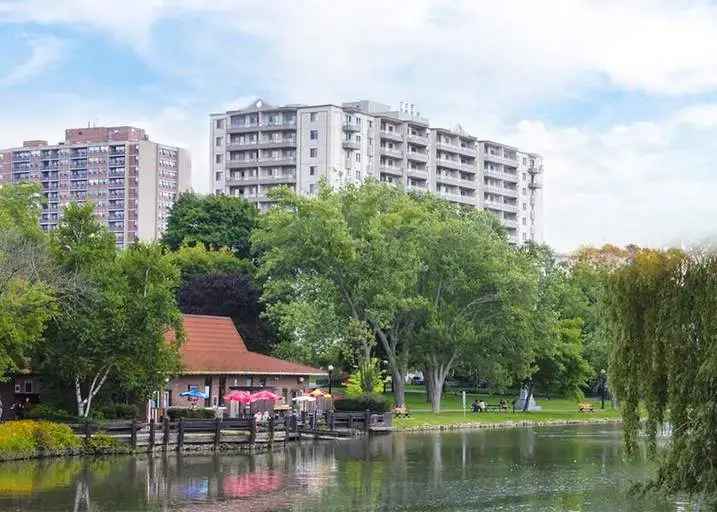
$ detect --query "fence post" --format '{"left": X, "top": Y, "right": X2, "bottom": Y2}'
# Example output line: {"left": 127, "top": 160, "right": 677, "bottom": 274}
{"left": 162, "top": 416, "right": 169, "bottom": 450}
{"left": 249, "top": 416, "right": 257, "bottom": 444}
{"left": 177, "top": 418, "right": 184, "bottom": 451}
{"left": 149, "top": 419, "right": 155, "bottom": 450}
{"left": 213, "top": 418, "right": 221, "bottom": 451}
{"left": 300, "top": 410, "right": 306, "bottom": 428}
{"left": 347, "top": 414, "right": 353, "bottom": 430}
{"left": 83, "top": 421, "right": 91, "bottom": 442}
{"left": 130, "top": 419, "right": 138, "bottom": 450}
{"left": 328, "top": 412, "right": 335, "bottom": 431}
{"left": 364, "top": 410, "right": 371, "bottom": 432}
{"left": 268, "top": 416, "right": 274, "bottom": 446}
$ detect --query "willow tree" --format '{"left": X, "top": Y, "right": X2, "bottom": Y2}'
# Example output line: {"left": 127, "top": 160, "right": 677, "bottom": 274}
{"left": 607, "top": 248, "right": 717, "bottom": 497}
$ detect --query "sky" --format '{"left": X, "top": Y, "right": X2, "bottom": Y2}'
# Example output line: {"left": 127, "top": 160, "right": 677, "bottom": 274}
{"left": 1, "top": 0, "right": 717, "bottom": 252}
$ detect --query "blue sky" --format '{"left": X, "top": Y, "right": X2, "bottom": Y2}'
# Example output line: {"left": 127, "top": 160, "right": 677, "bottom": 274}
{"left": 2, "top": 0, "right": 717, "bottom": 251}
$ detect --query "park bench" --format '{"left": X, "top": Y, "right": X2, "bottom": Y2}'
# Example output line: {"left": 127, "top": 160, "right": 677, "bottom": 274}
{"left": 392, "top": 406, "right": 410, "bottom": 418}
{"left": 578, "top": 402, "right": 594, "bottom": 412}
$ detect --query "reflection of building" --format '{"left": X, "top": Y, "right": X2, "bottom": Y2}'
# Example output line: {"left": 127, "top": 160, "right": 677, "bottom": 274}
{"left": 210, "top": 98, "right": 544, "bottom": 245}
{"left": 164, "top": 314, "right": 326, "bottom": 409}
{"left": 0, "top": 126, "right": 191, "bottom": 247}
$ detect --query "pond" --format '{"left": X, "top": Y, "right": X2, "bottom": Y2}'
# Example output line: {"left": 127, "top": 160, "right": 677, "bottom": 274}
{"left": 0, "top": 424, "right": 694, "bottom": 511}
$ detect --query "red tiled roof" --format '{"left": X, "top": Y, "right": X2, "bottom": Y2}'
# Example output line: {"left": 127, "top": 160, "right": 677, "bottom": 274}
{"left": 170, "top": 314, "right": 326, "bottom": 376}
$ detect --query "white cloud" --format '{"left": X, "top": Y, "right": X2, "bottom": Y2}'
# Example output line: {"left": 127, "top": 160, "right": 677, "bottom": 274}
{"left": 0, "top": 35, "right": 64, "bottom": 86}
{"left": 2, "top": 1, "right": 717, "bottom": 251}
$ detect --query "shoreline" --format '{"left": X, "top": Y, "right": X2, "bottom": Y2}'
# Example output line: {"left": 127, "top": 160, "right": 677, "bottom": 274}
{"left": 395, "top": 417, "right": 623, "bottom": 432}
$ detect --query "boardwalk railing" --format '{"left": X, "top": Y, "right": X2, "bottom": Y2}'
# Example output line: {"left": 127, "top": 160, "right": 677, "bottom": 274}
{"left": 64, "top": 411, "right": 393, "bottom": 452}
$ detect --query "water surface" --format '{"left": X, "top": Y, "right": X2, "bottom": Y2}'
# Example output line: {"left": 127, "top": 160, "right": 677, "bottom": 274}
{"left": 0, "top": 424, "right": 693, "bottom": 511}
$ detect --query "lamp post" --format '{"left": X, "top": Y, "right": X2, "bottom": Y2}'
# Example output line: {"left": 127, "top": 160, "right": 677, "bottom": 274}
{"left": 599, "top": 369, "right": 607, "bottom": 409}
{"left": 327, "top": 365, "right": 334, "bottom": 395}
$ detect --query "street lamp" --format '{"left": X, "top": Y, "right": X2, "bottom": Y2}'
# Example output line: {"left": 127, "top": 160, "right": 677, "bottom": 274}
{"left": 599, "top": 369, "right": 607, "bottom": 409}
{"left": 327, "top": 365, "right": 334, "bottom": 395}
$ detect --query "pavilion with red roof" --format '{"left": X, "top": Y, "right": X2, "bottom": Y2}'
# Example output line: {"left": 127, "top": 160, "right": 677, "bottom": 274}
{"left": 164, "top": 314, "right": 326, "bottom": 409}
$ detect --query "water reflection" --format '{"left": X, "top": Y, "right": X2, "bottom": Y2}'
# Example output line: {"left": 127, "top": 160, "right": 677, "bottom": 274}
{"left": 0, "top": 424, "right": 698, "bottom": 512}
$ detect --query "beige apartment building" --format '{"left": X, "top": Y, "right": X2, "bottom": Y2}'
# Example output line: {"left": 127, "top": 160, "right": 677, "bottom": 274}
{"left": 0, "top": 126, "right": 191, "bottom": 247}
{"left": 210, "top": 99, "right": 543, "bottom": 245}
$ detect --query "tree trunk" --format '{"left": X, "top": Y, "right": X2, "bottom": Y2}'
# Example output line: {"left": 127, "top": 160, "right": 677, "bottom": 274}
{"left": 428, "top": 369, "right": 447, "bottom": 414}
{"left": 424, "top": 366, "right": 433, "bottom": 403}
{"left": 392, "top": 366, "right": 406, "bottom": 407}
{"left": 523, "top": 380, "right": 535, "bottom": 412}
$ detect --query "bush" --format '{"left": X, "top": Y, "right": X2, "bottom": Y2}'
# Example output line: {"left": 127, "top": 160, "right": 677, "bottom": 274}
{"left": 0, "top": 421, "right": 80, "bottom": 460}
{"left": 96, "top": 403, "right": 138, "bottom": 420}
{"left": 333, "top": 393, "right": 393, "bottom": 413}
{"left": 166, "top": 407, "right": 215, "bottom": 421}
{"left": 25, "top": 404, "right": 75, "bottom": 422}
{"left": 82, "top": 432, "right": 123, "bottom": 455}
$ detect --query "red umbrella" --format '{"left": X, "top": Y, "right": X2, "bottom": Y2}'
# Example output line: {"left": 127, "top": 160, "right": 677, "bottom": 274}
{"left": 224, "top": 390, "right": 252, "bottom": 404}
{"left": 222, "top": 472, "right": 283, "bottom": 498}
{"left": 249, "top": 390, "right": 281, "bottom": 403}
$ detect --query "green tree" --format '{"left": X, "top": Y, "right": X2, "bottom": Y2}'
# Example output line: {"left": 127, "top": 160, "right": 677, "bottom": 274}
{"left": 162, "top": 192, "right": 258, "bottom": 259}
{"left": 0, "top": 184, "right": 56, "bottom": 380}
{"left": 605, "top": 248, "right": 717, "bottom": 498}
{"left": 167, "top": 243, "right": 251, "bottom": 282}
{"left": 413, "top": 206, "right": 538, "bottom": 412}
{"left": 252, "top": 182, "right": 427, "bottom": 407}
{"left": 39, "top": 204, "right": 183, "bottom": 417}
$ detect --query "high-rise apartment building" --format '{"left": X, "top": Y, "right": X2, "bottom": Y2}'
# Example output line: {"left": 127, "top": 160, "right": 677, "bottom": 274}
{"left": 0, "top": 126, "right": 191, "bottom": 247}
{"left": 210, "top": 99, "right": 543, "bottom": 244}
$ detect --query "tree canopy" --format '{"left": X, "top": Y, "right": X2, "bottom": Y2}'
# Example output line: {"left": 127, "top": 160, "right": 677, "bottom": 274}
{"left": 37, "top": 203, "right": 184, "bottom": 417}
{"left": 606, "top": 248, "right": 717, "bottom": 497}
{"left": 162, "top": 192, "right": 258, "bottom": 259}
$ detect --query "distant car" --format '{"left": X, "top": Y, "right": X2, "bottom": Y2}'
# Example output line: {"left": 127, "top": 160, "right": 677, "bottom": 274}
{"left": 410, "top": 376, "right": 424, "bottom": 385}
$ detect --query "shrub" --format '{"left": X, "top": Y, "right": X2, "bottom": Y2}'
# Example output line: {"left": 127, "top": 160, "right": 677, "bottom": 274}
{"left": 333, "top": 393, "right": 393, "bottom": 413}
{"left": 33, "top": 421, "right": 80, "bottom": 453}
{"left": 96, "top": 403, "right": 138, "bottom": 420}
{"left": 166, "top": 407, "right": 215, "bottom": 421}
{"left": 25, "top": 404, "right": 75, "bottom": 422}
{"left": 83, "top": 433, "right": 123, "bottom": 455}
{"left": 0, "top": 420, "right": 80, "bottom": 460}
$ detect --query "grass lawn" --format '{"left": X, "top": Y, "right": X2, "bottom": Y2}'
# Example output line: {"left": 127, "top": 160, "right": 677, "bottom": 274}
{"left": 389, "top": 387, "right": 621, "bottom": 430}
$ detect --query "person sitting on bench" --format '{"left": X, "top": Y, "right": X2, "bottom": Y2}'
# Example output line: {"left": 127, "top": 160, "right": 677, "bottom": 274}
{"left": 471, "top": 400, "right": 480, "bottom": 413}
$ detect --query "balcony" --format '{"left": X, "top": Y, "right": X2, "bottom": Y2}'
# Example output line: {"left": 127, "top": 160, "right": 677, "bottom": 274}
{"left": 258, "top": 173, "right": 296, "bottom": 183}
{"left": 379, "top": 165, "right": 403, "bottom": 177}
{"left": 259, "top": 157, "right": 296, "bottom": 167}
{"left": 227, "top": 123, "right": 260, "bottom": 134}
{"left": 436, "top": 158, "right": 462, "bottom": 171}
{"left": 459, "top": 145, "right": 477, "bottom": 157}
{"left": 343, "top": 122, "right": 361, "bottom": 133}
{"left": 255, "top": 139, "right": 297, "bottom": 150}
{"left": 502, "top": 218, "right": 519, "bottom": 229}
{"left": 407, "top": 134, "right": 428, "bottom": 146}
{"left": 435, "top": 174, "right": 463, "bottom": 187}
{"left": 436, "top": 142, "right": 460, "bottom": 153}
{"left": 227, "top": 159, "right": 260, "bottom": 169}
{"left": 342, "top": 140, "right": 360, "bottom": 150}
{"left": 261, "top": 121, "right": 296, "bottom": 131}
{"left": 380, "top": 147, "right": 403, "bottom": 159}
{"left": 406, "top": 151, "right": 428, "bottom": 163}
{"left": 407, "top": 167, "right": 428, "bottom": 179}
{"left": 484, "top": 200, "right": 518, "bottom": 213}
{"left": 379, "top": 130, "right": 403, "bottom": 142}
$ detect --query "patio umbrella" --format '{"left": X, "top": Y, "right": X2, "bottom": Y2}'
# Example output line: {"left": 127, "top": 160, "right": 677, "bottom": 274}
{"left": 179, "top": 389, "right": 209, "bottom": 400}
{"left": 291, "top": 395, "right": 316, "bottom": 403}
{"left": 309, "top": 389, "right": 329, "bottom": 398}
{"left": 224, "top": 390, "right": 252, "bottom": 404}
{"left": 249, "top": 390, "right": 281, "bottom": 403}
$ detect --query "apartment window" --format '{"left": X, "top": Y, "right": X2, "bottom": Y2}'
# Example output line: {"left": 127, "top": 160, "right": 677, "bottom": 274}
{"left": 310, "top": 129, "right": 318, "bottom": 140}
{"left": 215, "top": 154, "right": 223, "bottom": 164}
{"left": 522, "top": 202, "right": 527, "bottom": 210}
{"left": 215, "top": 136, "right": 223, "bottom": 146}
{"left": 522, "top": 233, "right": 528, "bottom": 241}
{"left": 24, "top": 381, "right": 32, "bottom": 393}
{"left": 310, "top": 148, "right": 318, "bottom": 158}
{"left": 522, "top": 157, "right": 527, "bottom": 165}
{"left": 309, "top": 183, "right": 316, "bottom": 194}
{"left": 309, "top": 166, "right": 316, "bottom": 176}
{"left": 266, "top": 169, "right": 273, "bottom": 177}
{"left": 355, "top": 153, "right": 361, "bottom": 162}
{"left": 368, "top": 120, "right": 373, "bottom": 129}
{"left": 522, "top": 187, "right": 527, "bottom": 195}
{"left": 215, "top": 171, "right": 223, "bottom": 181}
{"left": 215, "top": 189, "right": 222, "bottom": 195}
{"left": 522, "top": 173, "right": 527, "bottom": 181}
{"left": 310, "top": 112, "right": 317, "bottom": 122}
{"left": 216, "top": 119, "right": 224, "bottom": 129}
{"left": 522, "top": 217, "right": 527, "bottom": 225}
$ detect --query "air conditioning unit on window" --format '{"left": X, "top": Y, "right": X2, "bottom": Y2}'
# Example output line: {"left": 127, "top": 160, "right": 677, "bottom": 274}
{"left": 14, "top": 384, "right": 21, "bottom": 393}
